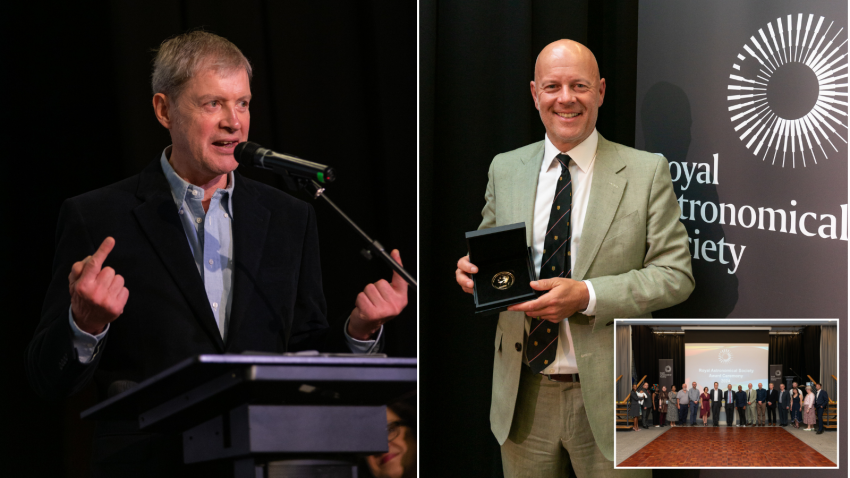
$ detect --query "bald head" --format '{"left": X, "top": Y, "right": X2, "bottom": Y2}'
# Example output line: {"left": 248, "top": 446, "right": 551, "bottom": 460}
{"left": 534, "top": 40, "right": 600, "bottom": 84}
{"left": 530, "top": 39, "right": 605, "bottom": 152}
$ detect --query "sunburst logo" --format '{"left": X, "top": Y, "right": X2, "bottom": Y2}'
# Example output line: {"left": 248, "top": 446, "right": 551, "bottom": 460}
{"left": 718, "top": 349, "right": 733, "bottom": 363}
{"left": 775, "top": 369, "right": 782, "bottom": 376}
{"left": 665, "top": 365, "right": 672, "bottom": 373}
{"left": 727, "top": 13, "right": 848, "bottom": 167}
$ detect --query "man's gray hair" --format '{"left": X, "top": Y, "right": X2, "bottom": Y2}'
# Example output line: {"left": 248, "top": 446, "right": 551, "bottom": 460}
{"left": 152, "top": 31, "right": 252, "bottom": 101}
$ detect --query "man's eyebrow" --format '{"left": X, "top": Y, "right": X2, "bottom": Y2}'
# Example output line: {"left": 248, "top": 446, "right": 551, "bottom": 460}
{"left": 196, "top": 94, "right": 252, "bottom": 102}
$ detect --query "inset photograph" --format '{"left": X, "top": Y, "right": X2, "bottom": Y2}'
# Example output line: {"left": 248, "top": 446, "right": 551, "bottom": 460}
{"left": 614, "top": 319, "right": 838, "bottom": 468}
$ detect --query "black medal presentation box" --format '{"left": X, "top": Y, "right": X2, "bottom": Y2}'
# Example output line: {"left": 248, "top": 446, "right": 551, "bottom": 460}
{"left": 81, "top": 354, "right": 416, "bottom": 478}
{"left": 466, "top": 222, "right": 538, "bottom": 315}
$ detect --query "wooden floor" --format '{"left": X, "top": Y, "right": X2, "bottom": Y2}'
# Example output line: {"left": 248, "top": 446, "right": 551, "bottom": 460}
{"left": 618, "top": 426, "right": 835, "bottom": 467}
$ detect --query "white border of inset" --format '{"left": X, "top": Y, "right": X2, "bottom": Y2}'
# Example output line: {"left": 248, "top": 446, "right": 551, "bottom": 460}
{"left": 613, "top": 318, "right": 840, "bottom": 469}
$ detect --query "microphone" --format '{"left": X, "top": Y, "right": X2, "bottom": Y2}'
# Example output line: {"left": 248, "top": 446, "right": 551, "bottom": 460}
{"left": 234, "top": 142, "right": 335, "bottom": 184}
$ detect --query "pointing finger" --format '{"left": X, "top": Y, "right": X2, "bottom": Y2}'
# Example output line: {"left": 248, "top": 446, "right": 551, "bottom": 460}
{"left": 82, "top": 237, "right": 115, "bottom": 280}
{"left": 389, "top": 250, "right": 409, "bottom": 293}
{"left": 92, "top": 237, "right": 116, "bottom": 266}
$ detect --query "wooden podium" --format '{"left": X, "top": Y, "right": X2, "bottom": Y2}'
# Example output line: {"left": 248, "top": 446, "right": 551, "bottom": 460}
{"left": 82, "top": 354, "right": 417, "bottom": 477}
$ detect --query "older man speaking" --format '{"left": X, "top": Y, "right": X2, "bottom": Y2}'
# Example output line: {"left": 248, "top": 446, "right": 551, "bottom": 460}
{"left": 26, "top": 32, "right": 408, "bottom": 477}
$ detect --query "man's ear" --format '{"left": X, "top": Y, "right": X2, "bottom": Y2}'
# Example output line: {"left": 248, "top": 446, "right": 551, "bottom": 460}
{"left": 153, "top": 93, "right": 173, "bottom": 130}
{"left": 597, "top": 78, "right": 606, "bottom": 107}
{"left": 530, "top": 81, "right": 540, "bottom": 111}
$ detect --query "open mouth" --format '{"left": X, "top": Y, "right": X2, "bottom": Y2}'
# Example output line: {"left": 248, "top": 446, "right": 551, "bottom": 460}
{"left": 556, "top": 112, "right": 581, "bottom": 119}
{"left": 212, "top": 140, "right": 239, "bottom": 147}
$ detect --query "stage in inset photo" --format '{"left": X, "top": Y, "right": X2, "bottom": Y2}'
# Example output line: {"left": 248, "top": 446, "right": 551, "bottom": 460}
{"left": 614, "top": 319, "right": 838, "bottom": 468}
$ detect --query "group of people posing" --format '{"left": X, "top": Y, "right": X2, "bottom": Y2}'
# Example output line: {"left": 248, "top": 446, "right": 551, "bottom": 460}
{"left": 628, "top": 380, "right": 830, "bottom": 434}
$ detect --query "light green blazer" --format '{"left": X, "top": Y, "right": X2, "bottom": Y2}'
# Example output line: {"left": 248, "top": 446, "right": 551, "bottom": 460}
{"left": 482, "top": 134, "right": 694, "bottom": 461}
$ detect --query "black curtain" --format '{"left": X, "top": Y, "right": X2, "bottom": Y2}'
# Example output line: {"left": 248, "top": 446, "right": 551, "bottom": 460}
{"left": 630, "top": 326, "right": 685, "bottom": 390}
{"left": 3, "top": 2, "right": 415, "bottom": 477}
{"left": 768, "top": 334, "right": 803, "bottom": 384}
{"left": 420, "top": 2, "right": 649, "bottom": 476}
{"left": 801, "top": 325, "right": 822, "bottom": 384}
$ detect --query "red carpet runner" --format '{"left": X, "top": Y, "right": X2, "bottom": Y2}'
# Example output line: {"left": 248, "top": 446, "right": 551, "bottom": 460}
{"left": 618, "top": 427, "right": 835, "bottom": 467}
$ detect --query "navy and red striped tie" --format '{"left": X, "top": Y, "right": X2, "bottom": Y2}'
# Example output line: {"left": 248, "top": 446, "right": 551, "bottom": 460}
{"left": 527, "top": 153, "right": 573, "bottom": 374}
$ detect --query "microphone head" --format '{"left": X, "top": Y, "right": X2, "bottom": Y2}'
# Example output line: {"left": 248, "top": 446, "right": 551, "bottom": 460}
{"left": 234, "top": 141, "right": 262, "bottom": 167}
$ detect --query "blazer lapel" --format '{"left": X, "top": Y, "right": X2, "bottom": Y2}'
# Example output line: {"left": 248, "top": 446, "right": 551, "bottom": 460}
{"left": 514, "top": 143, "right": 545, "bottom": 246}
{"left": 573, "top": 135, "right": 627, "bottom": 281}
{"left": 132, "top": 160, "right": 225, "bottom": 351}
{"left": 226, "top": 174, "right": 271, "bottom": 344}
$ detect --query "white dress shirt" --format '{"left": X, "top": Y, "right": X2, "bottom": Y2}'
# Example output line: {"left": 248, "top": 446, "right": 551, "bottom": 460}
{"left": 711, "top": 388, "right": 722, "bottom": 401}
{"left": 532, "top": 130, "right": 598, "bottom": 374}
{"left": 69, "top": 148, "right": 379, "bottom": 363}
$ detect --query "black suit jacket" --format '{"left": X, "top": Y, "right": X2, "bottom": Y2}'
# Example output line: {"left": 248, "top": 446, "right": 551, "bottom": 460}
{"left": 815, "top": 389, "right": 829, "bottom": 408}
{"left": 26, "top": 160, "right": 350, "bottom": 476}
{"left": 777, "top": 389, "right": 790, "bottom": 407}
{"left": 722, "top": 390, "right": 736, "bottom": 405}
{"left": 709, "top": 388, "right": 724, "bottom": 403}
{"left": 765, "top": 389, "right": 779, "bottom": 407}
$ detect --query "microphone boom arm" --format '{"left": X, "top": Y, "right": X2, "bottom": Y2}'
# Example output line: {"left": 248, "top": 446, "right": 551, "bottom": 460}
{"left": 299, "top": 179, "right": 417, "bottom": 288}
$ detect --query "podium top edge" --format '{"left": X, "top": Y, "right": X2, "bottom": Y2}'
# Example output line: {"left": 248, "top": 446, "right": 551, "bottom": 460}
{"left": 195, "top": 354, "right": 418, "bottom": 366}
{"left": 81, "top": 354, "right": 417, "bottom": 421}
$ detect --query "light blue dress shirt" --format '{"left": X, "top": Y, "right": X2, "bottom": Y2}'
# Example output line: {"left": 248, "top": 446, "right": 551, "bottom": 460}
{"left": 69, "top": 148, "right": 379, "bottom": 362}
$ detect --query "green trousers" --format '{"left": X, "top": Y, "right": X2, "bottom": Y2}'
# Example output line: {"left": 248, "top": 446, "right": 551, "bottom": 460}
{"left": 501, "top": 366, "right": 650, "bottom": 478}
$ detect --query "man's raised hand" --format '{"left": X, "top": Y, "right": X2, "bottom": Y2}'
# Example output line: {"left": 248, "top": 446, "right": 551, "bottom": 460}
{"left": 348, "top": 249, "right": 408, "bottom": 340}
{"left": 68, "top": 237, "right": 129, "bottom": 335}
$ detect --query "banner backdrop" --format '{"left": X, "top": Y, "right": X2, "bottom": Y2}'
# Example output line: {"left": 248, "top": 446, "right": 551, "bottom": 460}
{"left": 770, "top": 364, "right": 784, "bottom": 389}
{"left": 659, "top": 359, "right": 674, "bottom": 388}
{"left": 636, "top": 0, "right": 848, "bottom": 319}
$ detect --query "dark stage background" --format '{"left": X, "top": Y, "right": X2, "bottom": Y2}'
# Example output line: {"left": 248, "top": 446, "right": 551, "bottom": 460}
{"left": 420, "top": 1, "right": 842, "bottom": 477}
{"left": 2, "top": 2, "right": 416, "bottom": 477}
{"left": 419, "top": 1, "right": 697, "bottom": 477}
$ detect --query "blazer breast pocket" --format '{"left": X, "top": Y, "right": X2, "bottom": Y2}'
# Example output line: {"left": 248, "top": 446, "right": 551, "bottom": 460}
{"left": 602, "top": 210, "right": 639, "bottom": 244}
{"left": 594, "top": 211, "right": 640, "bottom": 274}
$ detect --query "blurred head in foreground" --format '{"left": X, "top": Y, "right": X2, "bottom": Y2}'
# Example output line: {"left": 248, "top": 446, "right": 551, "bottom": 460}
{"left": 366, "top": 399, "right": 416, "bottom": 478}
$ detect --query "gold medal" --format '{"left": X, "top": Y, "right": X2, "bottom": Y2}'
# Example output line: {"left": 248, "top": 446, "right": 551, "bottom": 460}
{"left": 491, "top": 271, "right": 515, "bottom": 290}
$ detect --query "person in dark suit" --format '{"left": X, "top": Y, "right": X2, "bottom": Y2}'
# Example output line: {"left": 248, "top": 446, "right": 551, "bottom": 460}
{"left": 709, "top": 382, "right": 723, "bottom": 427}
{"left": 790, "top": 387, "right": 803, "bottom": 428}
{"left": 25, "top": 32, "right": 408, "bottom": 478}
{"left": 640, "top": 382, "right": 653, "bottom": 429}
{"left": 734, "top": 385, "right": 748, "bottom": 427}
{"left": 722, "top": 384, "right": 736, "bottom": 426}
{"left": 765, "top": 383, "right": 779, "bottom": 426}
{"left": 814, "top": 382, "right": 829, "bottom": 434}
{"left": 628, "top": 384, "right": 643, "bottom": 432}
{"left": 776, "top": 383, "right": 790, "bottom": 427}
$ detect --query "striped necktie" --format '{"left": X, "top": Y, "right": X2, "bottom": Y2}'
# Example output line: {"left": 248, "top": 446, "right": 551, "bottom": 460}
{"left": 527, "top": 153, "right": 572, "bottom": 374}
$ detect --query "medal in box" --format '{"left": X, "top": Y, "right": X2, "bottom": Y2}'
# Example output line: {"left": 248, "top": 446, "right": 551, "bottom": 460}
{"left": 465, "top": 222, "right": 539, "bottom": 315}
